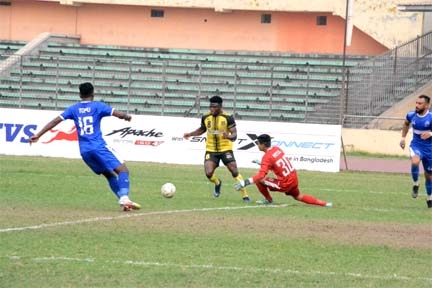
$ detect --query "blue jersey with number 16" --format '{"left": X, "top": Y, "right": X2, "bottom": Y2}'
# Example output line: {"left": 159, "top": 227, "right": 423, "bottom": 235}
{"left": 60, "top": 101, "right": 114, "bottom": 154}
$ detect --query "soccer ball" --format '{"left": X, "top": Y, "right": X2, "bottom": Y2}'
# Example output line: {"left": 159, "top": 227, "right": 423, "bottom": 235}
{"left": 161, "top": 182, "right": 176, "bottom": 198}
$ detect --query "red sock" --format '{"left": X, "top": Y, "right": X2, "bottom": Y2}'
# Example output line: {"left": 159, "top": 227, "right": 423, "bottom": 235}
{"left": 298, "top": 194, "right": 326, "bottom": 206}
{"left": 256, "top": 182, "right": 273, "bottom": 201}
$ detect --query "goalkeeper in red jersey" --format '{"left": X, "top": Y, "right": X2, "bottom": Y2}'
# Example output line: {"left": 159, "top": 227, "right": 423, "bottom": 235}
{"left": 235, "top": 134, "right": 332, "bottom": 207}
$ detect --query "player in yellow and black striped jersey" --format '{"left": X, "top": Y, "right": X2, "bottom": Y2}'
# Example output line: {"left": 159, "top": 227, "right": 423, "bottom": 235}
{"left": 183, "top": 95, "right": 250, "bottom": 202}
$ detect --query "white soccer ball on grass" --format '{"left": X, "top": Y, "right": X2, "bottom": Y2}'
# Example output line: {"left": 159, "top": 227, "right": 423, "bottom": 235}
{"left": 161, "top": 182, "right": 176, "bottom": 198}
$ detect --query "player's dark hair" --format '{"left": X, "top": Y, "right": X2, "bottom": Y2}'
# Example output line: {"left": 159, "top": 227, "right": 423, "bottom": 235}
{"left": 209, "top": 95, "right": 223, "bottom": 105}
{"left": 79, "top": 82, "right": 94, "bottom": 98}
{"left": 419, "top": 94, "right": 430, "bottom": 104}
{"left": 257, "top": 134, "right": 272, "bottom": 147}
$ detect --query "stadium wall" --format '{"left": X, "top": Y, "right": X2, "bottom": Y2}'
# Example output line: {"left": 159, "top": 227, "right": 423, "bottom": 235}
{"left": 10, "top": 0, "right": 425, "bottom": 49}
{"left": 342, "top": 129, "right": 409, "bottom": 156}
{"left": 0, "top": 0, "right": 388, "bottom": 54}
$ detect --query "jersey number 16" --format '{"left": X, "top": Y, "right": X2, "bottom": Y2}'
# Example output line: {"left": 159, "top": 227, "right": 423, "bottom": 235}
{"left": 78, "top": 116, "right": 94, "bottom": 135}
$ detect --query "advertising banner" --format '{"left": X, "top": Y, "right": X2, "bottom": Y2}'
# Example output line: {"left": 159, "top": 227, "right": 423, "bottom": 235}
{"left": 0, "top": 108, "right": 341, "bottom": 172}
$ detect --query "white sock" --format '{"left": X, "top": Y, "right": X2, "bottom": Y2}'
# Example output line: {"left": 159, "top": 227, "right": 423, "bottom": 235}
{"left": 119, "top": 196, "right": 130, "bottom": 204}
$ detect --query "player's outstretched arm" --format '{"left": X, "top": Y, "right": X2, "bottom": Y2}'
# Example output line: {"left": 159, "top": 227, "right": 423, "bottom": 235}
{"left": 113, "top": 110, "right": 131, "bottom": 121}
{"left": 29, "top": 116, "right": 63, "bottom": 143}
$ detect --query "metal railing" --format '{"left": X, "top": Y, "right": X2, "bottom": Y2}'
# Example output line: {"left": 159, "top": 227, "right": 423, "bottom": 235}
{"left": 0, "top": 54, "right": 345, "bottom": 124}
{"left": 344, "top": 31, "right": 432, "bottom": 128}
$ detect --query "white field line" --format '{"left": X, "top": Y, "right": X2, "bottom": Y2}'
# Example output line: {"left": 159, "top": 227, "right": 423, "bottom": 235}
{"left": 0, "top": 204, "right": 287, "bottom": 233}
{"left": 5, "top": 255, "right": 432, "bottom": 283}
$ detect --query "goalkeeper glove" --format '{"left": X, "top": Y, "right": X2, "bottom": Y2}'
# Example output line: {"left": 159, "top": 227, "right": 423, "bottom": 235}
{"left": 234, "top": 178, "right": 252, "bottom": 191}
{"left": 252, "top": 159, "right": 261, "bottom": 165}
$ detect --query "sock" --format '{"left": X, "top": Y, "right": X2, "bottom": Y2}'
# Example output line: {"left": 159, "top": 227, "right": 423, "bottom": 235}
{"left": 107, "top": 176, "right": 120, "bottom": 198}
{"left": 117, "top": 171, "right": 130, "bottom": 198}
{"left": 425, "top": 179, "right": 432, "bottom": 197}
{"left": 298, "top": 194, "right": 326, "bottom": 206}
{"left": 256, "top": 182, "right": 272, "bottom": 201}
{"left": 119, "top": 195, "right": 130, "bottom": 204}
{"left": 411, "top": 165, "right": 419, "bottom": 183}
{"left": 235, "top": 175, "right": 248, "bottom": 198}
{"left": 209, "top": 174, "right": 220, "bottom": 185}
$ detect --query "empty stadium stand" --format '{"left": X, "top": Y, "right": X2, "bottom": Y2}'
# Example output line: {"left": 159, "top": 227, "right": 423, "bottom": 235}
{"left": 0, "top": 40, "right": 370, "bottom": 123}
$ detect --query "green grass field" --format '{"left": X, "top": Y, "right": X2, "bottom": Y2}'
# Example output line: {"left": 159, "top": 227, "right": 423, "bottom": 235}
{"left": 1, "top": 155, "right": 431, "bottom": 288}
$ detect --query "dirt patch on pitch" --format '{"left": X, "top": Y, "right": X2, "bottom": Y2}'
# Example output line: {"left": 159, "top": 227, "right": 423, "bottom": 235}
{"left": 141, "top": 214, "right": 432, "bottom": 250}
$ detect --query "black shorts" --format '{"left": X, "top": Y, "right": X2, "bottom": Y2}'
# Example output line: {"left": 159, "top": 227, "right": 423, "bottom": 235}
{"left": 205, "top": 151, "right": 236, "bottom": 166}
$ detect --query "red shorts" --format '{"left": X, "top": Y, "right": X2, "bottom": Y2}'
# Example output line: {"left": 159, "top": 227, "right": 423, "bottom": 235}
{"left": 261, "top": 174, "right": 300, "bottom": 197}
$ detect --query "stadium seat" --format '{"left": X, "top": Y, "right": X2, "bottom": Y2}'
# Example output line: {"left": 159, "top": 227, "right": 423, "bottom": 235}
{"left": 0, "top": 40, "right": 369, "bottom": 121}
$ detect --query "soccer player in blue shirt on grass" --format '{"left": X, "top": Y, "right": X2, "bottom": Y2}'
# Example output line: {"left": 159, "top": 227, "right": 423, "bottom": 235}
{"left": 400, "top": 94, "right": 432, "bottom": 208}
{"left": 29, "top": 82, "right": 140, "bottom": 211}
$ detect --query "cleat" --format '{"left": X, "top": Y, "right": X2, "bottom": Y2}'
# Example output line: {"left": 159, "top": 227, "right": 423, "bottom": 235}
{"left": 412, "top": 185, "right": 419, "bottom": 198}
{"left": 120, "top": 200, "right": 141, "bottom": 211}
{"left": 130, "top": 201, "right": 141, "bottom": 210}
{"left": 326, "top": 202, "right": 333, "bottom": 208}
{"left": 214, "top": 179, "right": 222, "bottom": 198}
{"left": 242, "top": 196, "right": 250, "bottom": 203}
{"left": 256, "top": 199, "right": 273, "bottom": 205}
{"left": 427, "top": 200, "right": 432, "bottom": 208}
{"left": 122, "top": 204, "right": 132, "bottom": 212}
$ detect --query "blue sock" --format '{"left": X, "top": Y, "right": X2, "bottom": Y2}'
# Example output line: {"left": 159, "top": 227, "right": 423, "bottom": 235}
{"left": 425, "top": 179, "right": 432, "bottom": 196}
{"left": 411, "top": 165, "right": 419, "bottom": 182}
{"left": 107, "top": 176, "right": 120, "bottom": 199}
{"left": 117, "top": 171, "right": 130, "bottom": 198}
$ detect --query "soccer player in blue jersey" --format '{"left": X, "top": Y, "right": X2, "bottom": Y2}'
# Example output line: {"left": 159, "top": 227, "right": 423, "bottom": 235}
{"left": 400, "top": 94, "right": 432, "bottom": 208}
{"left": 29, "top": 82, "right": 141, "bottom": 211}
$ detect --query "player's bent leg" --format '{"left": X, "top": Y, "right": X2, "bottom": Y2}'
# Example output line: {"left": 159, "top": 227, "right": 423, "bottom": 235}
{"left": 234, "top": 174, "right": 250, "bottom": 202}
{"left": 412, "top": 185, "right": 419, "bottom": 198}
{"left": 295, "top": 194, "right": 327, "bottom": 207}
{"left": 102, "top": 171, "right": 120, "bottom": 198}
{"left": 226, "top": 161, "right": 250, "bottom": 202}
{"left": 113, "top": 163, "right": 140, "bottom": 211}
{"left": 425, "top": 175, "right": 432, "bottom": 208}
{"left": 205, "top": 160, "right": 221, "bottom": 198}
{"left": 290, "top": 186, "right": 330, "bottom": 207}
{"left": 208, "top": 174, "right": 222, "bottom": 197}
{"left": 255, "top": 181, "right": 273, "bottom": 204}
{"left": 411, "top": 162, "right": 420, "bottom": 198}
{"left": 214, "top": 178, "right": 222, "bottom": 198}
{"left": 410, "top": 154, "right": 421, "bottom": 197}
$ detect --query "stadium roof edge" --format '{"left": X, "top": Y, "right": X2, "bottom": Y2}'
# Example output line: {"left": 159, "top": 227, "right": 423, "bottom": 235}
{"left": 46, "top": 0, "right": 337, "bottom": 14}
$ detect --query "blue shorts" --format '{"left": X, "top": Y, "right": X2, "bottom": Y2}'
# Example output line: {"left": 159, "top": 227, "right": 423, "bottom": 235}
{"left": 410, "top": 143, "right": 432, "bottom": 174}
{"left": 81, "top": 145, "right": 124, "bottom": 175}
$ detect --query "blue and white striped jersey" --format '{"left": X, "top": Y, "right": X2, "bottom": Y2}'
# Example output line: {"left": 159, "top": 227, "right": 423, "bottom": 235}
{"left": 406, "top": 110, "right": 432, "bottom": 151}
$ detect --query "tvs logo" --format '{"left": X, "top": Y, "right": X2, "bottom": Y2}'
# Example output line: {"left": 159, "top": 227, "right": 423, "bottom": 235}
{"left": 42, "top": 126, "right": 78, "bottom": 143}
